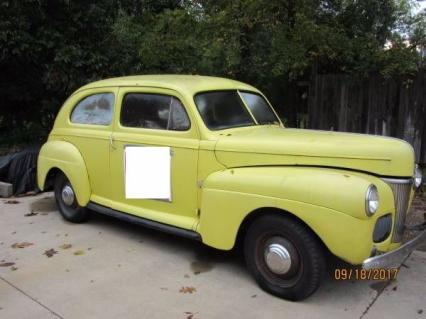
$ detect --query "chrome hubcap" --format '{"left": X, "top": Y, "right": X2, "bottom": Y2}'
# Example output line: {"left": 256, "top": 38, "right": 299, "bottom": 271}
{"left": 264, "top": 242, "right": 292, "bottom": 275}
{"left": 61, "top": 185, "right": 75, "bottom": 206}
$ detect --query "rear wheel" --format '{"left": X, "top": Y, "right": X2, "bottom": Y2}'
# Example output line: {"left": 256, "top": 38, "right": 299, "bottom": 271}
{"left": 54, "top": 173, "right": 89, "bottom": 223}
{"left": 244, "top": 214, "right": 326, "bottom": 301}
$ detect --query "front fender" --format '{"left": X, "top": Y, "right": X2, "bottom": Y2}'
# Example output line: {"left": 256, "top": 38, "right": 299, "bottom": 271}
{"left": 37, "top": 140, "right": 91, "bottom": 206}
{"left": 197, "top": 166, "right": 395, "bottom": 264}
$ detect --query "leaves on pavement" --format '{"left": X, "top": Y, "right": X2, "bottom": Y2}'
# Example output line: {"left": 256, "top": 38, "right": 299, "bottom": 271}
{"left": 73, "top": 250, "right": 85, "bottom": 256}
{"left": 11, "top": 266, "right": 18, "bottom": 271}
{"left": 0, "top": 262, "right": 15, "bottom": 267}
{"left": 4, "top": 200, "right": 20, "bottom": 204}
{"left": 24, "top": 211, "right": 38, "bottom": 217}
{"left": 184, "top": 312, "right": 198, "bottom": 319}
{"left": 179, "top": 286, "right": 196, "bottom": 294}
{"left": 44, "top": 249, "right": 58, "bottom": 257}
{"left": 11, "top": 242, "right": 33, "bottom": 248}
{"left": 59, "top": 244, "right": 72, "bottom": 250}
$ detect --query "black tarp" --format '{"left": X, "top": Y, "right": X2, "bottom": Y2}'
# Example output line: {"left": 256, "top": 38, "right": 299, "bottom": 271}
{"left": 0, "top": 147, "right": 40, "bottom": 195}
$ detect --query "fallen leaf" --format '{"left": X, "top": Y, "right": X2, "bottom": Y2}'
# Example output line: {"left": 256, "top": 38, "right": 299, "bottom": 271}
{"left": 4, "top": 200, "right": 20, "bottom": 204}
{"left": 0, "top": 262, "right": 15, "bottom": 267}
{"left": 11, "top": 242, "right": 33, "bottom": 249}
{"left": 418, "top": 309, "right": 423, "bottom": 315}
{"left": 74, "top": 250, "right": 85, "bottom": 256}
{"left": 24, "top": 211, "right": 38, "bottom": 217}
{"left": 11, "top": 266, "right": 18, "bottom": 271}
{"left": 44, "top": 249, "right": 58, "bottom": 258}
{"left": 251, "top": 294, "right": 257, "bottom": 298}
{"left": 59, "top": 244, "right": 72, "bottom": 250}
{"left": 184, "top": 312, "right": 198, "bottom": 319}
{"left": 179, "top": 286, "right": 196, "bottom": 294}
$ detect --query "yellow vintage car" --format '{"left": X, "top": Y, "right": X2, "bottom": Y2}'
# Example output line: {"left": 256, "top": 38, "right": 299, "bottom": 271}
{"left": 37, "top": 75, "right": 425, "bottom": 300}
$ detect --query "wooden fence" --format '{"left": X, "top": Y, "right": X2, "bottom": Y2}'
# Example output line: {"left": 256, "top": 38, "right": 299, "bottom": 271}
{"left": 307, "top": 72, "right": 426, "bottom": 164}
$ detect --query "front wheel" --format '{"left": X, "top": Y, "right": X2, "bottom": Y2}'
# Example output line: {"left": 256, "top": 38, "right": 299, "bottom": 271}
{"left": 54, "top": 173, "right": 89, "bottom": 223}
{"left": 244, "top": 214, "right": 326, "bottom": 301}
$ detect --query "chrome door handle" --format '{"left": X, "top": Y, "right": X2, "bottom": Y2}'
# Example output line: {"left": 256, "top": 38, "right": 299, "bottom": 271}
{"left": 109, "top": 134, "right": 116, "bottom": 150}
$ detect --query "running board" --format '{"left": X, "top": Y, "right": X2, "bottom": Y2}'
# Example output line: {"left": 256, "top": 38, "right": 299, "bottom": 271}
{"left": 87, "top": 202, "right": 201, "bottom": 241}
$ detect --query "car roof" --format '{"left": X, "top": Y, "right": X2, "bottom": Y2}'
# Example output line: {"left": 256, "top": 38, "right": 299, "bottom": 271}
{"left": 75, "top": 74, "right": 260, "bottom": 96}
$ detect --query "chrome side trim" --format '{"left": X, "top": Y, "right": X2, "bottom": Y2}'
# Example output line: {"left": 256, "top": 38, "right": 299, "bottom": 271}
{"left": 363, "top": 228, "right": 426, "bottom": 269}
{"left": 381, "top": 178, "right": 413, "bottom": 184}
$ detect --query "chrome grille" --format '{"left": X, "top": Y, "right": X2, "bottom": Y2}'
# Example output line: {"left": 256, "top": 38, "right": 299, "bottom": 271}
{"left": 381, "top": 178, "right": 413, "bottom": 243}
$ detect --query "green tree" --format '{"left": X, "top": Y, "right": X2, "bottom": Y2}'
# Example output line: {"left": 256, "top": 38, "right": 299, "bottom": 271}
{"left": 1, "top": 0, "right": 425, "bottom": 145}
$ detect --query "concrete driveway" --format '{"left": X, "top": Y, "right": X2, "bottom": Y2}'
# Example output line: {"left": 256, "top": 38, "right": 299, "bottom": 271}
{"left": 1, "top": 193, "right": 425, "bottom": 319}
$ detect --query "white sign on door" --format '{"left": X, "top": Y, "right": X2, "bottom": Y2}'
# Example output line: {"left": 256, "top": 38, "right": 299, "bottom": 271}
{"left": 124, "top": 146, "right": 171, "bottom": 200}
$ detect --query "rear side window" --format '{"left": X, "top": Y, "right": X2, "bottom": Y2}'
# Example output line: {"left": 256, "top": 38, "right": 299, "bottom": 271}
{"left": 70, "top": 93, "right": 114, "bottom": 125}
{"left": 120, "top": 93, "right": 190, "bottom": 131}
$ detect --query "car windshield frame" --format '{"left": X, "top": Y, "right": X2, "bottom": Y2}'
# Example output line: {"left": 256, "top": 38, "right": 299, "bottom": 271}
{"left": 193, "top": 89, "right": 280, "bottom": 131}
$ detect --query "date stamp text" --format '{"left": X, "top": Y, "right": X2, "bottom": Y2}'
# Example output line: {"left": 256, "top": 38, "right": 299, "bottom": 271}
{"left": 334, "top": 268, "right": 399, "bottom": 280}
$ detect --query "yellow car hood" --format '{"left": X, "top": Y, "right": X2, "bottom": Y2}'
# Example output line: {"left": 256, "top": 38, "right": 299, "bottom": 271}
{"left": 214, "top": 126, "right": 415, "bottom": 177}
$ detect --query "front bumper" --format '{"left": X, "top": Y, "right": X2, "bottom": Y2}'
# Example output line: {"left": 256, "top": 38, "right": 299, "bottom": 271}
{"left": 363, "top": 223, "right": 426, "bottom": 269}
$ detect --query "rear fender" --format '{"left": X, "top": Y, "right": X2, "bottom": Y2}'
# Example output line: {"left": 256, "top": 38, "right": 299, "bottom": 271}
{"left": 37, "top": 140, "right": 91, "bottom": 206}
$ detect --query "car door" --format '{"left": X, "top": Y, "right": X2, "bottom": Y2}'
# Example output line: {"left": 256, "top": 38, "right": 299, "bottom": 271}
{"left": 64, "top": 88, "right": 117, "bottom": 201}
{"left": 108, "top": 87, "right": 200, "bottom": 230}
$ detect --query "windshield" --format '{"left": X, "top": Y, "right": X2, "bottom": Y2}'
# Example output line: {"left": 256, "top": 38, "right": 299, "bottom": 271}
{"left": 194, "top": 90, "right": 280, "bottom": 130}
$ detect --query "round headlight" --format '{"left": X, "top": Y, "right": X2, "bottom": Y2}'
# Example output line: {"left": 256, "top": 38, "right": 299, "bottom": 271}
{"left": 414, "top": 164, "right": 423, "bottom": 189}
{"left": 365, "top": 185, "right": 379, "bottom": 216}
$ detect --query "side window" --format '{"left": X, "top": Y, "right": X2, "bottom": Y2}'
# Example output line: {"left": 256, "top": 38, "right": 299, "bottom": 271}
{"left": 70, "top": 93, "right": 114, "bottom": 125}
{"left": 120, "top": 93, "right": 190, "bottom": 131}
